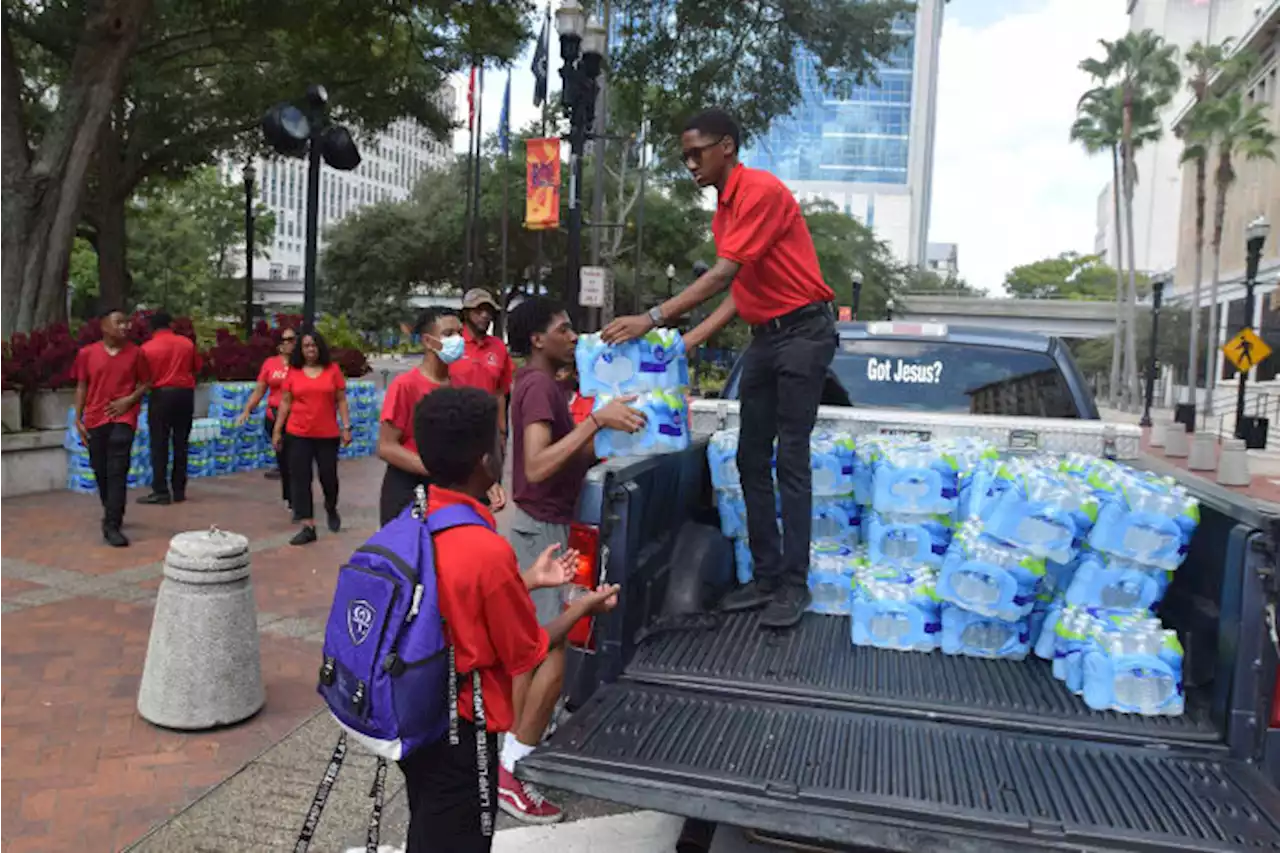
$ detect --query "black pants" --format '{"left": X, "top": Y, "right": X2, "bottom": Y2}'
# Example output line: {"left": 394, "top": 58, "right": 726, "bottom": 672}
{"left": 380, "top": 465, "right": 430, "bottom": 526}
{"left": 737, "top": 305, "right": 837, "bottom": 591}
{"left": 288, "top": 436, "right": 339, "bottom": 521}
{"left": 399, "top": 719, "right": 499, "bottom": 853}
{"left": 88, "top": 423, "right": 134, "bottom": 529}
{"left": 264, "top": 411, "right": 291, "bottom": 503}
{"left": 148, "top": 387, "right": 194, "bottom": 498}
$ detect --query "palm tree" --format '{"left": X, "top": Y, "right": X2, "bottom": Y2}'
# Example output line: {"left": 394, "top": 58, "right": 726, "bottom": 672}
{"left": 1071, "top": 87, "right": 1128, "bottom": 405}
{"left": 1198, "top": 91, "right": 1278, "bottom": 416}
{"left": 1080, "top": 31, "right": 1181, "bottom": 409}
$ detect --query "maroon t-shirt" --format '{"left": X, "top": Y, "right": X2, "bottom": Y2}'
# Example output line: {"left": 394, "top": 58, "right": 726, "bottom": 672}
{"left": 511, "top": 365, "right": 592, "bottom": 525}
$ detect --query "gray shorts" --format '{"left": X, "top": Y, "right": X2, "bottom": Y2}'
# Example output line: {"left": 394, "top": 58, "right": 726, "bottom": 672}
{"left": 509, "top": 505, "right": 571, "bottom": 625}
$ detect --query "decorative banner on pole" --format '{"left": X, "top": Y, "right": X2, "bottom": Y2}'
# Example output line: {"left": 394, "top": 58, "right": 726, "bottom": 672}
{"left": 838, "top": 306, "right": 852, "bottom": 322}
{"left": 525, "top": 137, "right": 561, "bottom": 231}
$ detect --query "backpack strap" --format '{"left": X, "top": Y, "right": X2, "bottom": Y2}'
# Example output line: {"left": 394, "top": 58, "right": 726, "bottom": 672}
{"left": 426, "top": 503, "right": 493, "bottom": 534}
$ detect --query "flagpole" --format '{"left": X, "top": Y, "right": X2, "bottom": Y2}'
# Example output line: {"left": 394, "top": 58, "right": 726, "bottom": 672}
{"left": 632, "top": 117, "right": 647, "bottom": 314}
{"left": 470, "top": 66, "right": 485, "bottom": 288}
{"left": 533, "top": 2, "right": 551, "bottom": 297}
{"left": 500, "top": 71, "right": 511, "bottom": 317}
{"left": 462, "top": 63, "right": 477, "bottom": 290}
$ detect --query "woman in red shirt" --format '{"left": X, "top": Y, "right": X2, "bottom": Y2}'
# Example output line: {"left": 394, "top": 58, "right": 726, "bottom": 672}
{"left": 272, "top": 329, "right": 351, "bottom": 545}
{"left": 236, "top": 328, "right": 296, "bottom": 507}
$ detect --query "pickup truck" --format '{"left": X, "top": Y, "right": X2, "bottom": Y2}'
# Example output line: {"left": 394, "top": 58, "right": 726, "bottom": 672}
{"left": 518, "top": 321, "right": 1280, "bottom": 852}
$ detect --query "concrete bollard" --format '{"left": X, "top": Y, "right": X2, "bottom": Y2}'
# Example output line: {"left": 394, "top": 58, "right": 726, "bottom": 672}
{"left": 1217, "top": 438, "right": 1252, "bottom": 487}
{"left": 1188, "top": 432, "right": 1218, "bottom": 471}
{"left": 138, "top": 527, "right": 264, "bottom": 730}
{"left": 1149, "top": 419, "right": 1167, "bottom": 448}
{"left": 1164, "top": 423, "right": 1191, "bottom": 458}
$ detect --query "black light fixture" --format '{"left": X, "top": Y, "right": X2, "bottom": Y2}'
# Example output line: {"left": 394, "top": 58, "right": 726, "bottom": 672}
{"left": 260, "top": 84, "right": 361, "bottom": 327}
{"left": 1141, "top": 274, "right": 1166, "bottom": 428}
{"left": 243, "top": 162, "right": 256, "bottom": 337}
{"left": 557, "top": 0, "right": 606, "bottom": 326}
{"left": 1235, "top": 215, "right": 1270, "bottom": 437}
{"left": 851, "top": 270, "right": 864, "bottom": 320}
{"left": 666, "top": 263, "right": 676, "bottom": 299}
{"left": 886, "top": 297, "right": 895, "bottom": 321}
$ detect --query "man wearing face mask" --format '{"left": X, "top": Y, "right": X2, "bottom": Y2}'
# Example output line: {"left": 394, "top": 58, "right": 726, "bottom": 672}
{"left": 451, "top": 288, "right": 516, "bottom": 444}
{"left": 378, "top": 307, "right": 506, "bottom": 526}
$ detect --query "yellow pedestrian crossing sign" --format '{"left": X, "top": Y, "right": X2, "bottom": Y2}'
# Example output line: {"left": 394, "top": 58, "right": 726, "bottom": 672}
{"left": 1223, "top": 327, "right": 1271, "bottom": 372}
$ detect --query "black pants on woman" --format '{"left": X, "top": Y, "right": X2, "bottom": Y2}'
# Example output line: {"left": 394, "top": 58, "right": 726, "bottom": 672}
{"left": 288, "top": 436, "right": 339, "bottom": 521}
{"left": 264, "top": 411, "right": 291, "bottom": 504}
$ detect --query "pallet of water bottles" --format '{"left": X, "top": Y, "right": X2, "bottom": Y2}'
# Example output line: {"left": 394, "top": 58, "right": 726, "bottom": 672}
{"left": 65, "top": 379, "right": 382, "bottom": 493}
{"left": 709, "top": 429, "right": 1198, "bottom": 718}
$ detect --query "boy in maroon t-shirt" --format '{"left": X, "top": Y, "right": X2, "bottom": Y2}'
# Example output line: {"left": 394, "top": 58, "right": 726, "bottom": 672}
{"left": 74, "top": 309, "right": 151, "bottom": 547}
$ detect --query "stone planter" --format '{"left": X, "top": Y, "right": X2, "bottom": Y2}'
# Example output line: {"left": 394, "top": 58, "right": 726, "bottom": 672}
{"left": 194, "top": 383, "right": 212, "bottom": 419}
{"left": 31, "top": 388, "right": 75, "bottom": 431}
{"left": 1, "top": 390, "right": 20, "bottom": 432}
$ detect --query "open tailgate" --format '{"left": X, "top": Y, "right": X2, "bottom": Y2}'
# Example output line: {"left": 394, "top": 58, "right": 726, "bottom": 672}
{"left": 519, "top": 682, "right": 1280, "bottom": 852}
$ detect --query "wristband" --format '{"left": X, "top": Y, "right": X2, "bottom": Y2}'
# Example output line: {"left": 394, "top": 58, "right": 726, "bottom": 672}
{"left": 589, "top": 413, "right": 601, "bottom": 431}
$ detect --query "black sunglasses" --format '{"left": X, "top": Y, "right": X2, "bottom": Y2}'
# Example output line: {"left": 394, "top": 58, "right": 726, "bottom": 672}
{"left": 682, "top": 136, "right": 727, "bottom": 166}
{"left": 281, "top": 334, "right": 297, "bottom": 342}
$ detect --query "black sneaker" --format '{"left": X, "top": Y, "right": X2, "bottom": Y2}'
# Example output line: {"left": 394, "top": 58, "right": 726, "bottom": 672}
{"left": 326, "top": 509, "right": 341, "bottom": 533}
{"left": 264, "top": 469, "right": 282, "bottom": 481}
{"left": 172, "top": 493, "right": 186, "bottom": 504}
{"left": 759, "top": 586, "right": 811, "bottom": 629}
{"left": 137, "top": 492, "right": 171, "bottom": 505}
{"left": 719, "top": 580, "right": 776, "bottom": 613}
{"left": 103, "top": 526, "right": 129, "bottom": 548}
{"left": 290, "top": 526, "right": 318, "bottom": 546}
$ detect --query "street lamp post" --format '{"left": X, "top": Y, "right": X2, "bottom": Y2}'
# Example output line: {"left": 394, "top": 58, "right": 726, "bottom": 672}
{"left": 886, "top": 298, "right": 895, "bottom": 321}
{"left": 1141, "top": 275, "right": 1165, "bottom": 428}
{"left": 556, "top": 0, "right": 605, "bottom": 328}
{"left": 261, "top": 85, "right": 361, "bottom": 328}
{"left": 242, "top": 163, "right": 256, "bottom": 337}
{"left": 1235, "top": 215, "right": 1270, "bottom": 437}
{"left": 851, "top": 271, "right": 864, "bottom": 320}
{"left": 666, "top": 263, "right": 676, "bottom": 299}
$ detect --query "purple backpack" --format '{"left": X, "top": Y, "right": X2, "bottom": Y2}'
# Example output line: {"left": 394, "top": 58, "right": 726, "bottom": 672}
{"left": 317, "top": 494, "right": 490, "bottom": 760}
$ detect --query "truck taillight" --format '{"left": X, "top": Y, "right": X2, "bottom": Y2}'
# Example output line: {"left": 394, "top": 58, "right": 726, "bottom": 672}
{"left": 565, "top": 523, "right": 600, "bottom": 651}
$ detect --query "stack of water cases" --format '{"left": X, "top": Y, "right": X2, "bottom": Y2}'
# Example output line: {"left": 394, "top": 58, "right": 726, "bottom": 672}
{"left": 65, "top": 404, "right": 226, "bottom": 493}
{"left": 706, "top": 429, "right": 1198, "bottom": 719}
{"left": 576, "top": 331, "right": 691, "bottom": 458}
{"left": 208, "top": 383, "right": 270, "bottom": 473}
{"left": 708, "top": 428, "right": 860, "bottom": 611}
{"left": 1031, "top": 454, "right": 1197, "bottom": 716}
{"left": 340, "top": 379, "right": 379, "bottom": 459}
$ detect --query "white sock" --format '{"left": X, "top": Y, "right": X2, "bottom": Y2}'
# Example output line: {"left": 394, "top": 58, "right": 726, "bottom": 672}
{"left": 501, "top": 733, "right": 535, "bottom": 773}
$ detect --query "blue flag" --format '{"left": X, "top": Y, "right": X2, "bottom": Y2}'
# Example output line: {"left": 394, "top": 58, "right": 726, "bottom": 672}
{"left": 499, "top": 72, "right": 512, "bottom": 156}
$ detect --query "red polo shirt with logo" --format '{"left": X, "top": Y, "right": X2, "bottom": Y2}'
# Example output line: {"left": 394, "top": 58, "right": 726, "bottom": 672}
{"left": 712, "top": 164, "right": 834, "bottom": 325}
{"left": 141, "top": 329, "right": 202, "bottom": 389}
{"left": 430, "top": 486, "right": 549, "bottom": 732}
{"left": 450, "top": 326, "right": 514, "bottom": 396}
{"left": 74, "top": 342, "right": 151, "bottom": 430}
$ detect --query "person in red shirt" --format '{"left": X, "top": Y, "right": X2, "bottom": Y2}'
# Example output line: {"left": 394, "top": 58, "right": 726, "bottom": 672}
{"left": 272, "top": 329, "right": 351, "bottom": 545}
{"left": 450, "top": 288, "right": 515, "bottom": 440}
{"left": 73, "top": 308, "right": 151, "bottom": 547}
{"left": 406, "top": 386, "right": 618, "bottom": 847}
{"left": 604, "top": 108, "right": 837, "bottom": 629}
{"left": 235, "top": 328, "right": 296, "bottom": 507}
{"left": 138, "top": 311, "right": 202, "bottom": 506}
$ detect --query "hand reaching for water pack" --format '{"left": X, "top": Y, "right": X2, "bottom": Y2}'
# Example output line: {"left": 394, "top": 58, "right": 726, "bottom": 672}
{"left": 593, "top": 396, "right": 647, "bottom": 433}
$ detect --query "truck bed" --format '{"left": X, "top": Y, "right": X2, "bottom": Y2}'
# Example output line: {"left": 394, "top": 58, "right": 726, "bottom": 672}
{"left": 625, "top": 611, "right": 1220, "bottom": 747}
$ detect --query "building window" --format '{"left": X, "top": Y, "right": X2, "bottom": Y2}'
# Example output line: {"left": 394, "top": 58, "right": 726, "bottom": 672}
{"left": 269, "top": 264, "right": 283, "bottom": 280}
{"left": 287, "top": 265, "right": 300, "bottom": 280}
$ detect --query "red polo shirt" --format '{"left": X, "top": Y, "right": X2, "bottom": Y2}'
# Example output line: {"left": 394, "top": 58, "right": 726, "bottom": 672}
{"left": 141, "top": 329, "right": 202, "bottom": 389}
{"left": 380, "top": 367, "right": 444, "bottom": 454}
{"left": 712, "top": 164, "right": 834, "bottom": 325}
{"left": 430, "top": 486, "right": 549, "bottom": 733}
{"left": 74, "top": 342, "right": 151, "bottom": 430}
{"left": 283, "top": 364, "right": 345, "bottom": 439}
{"left": 449, "top": 326, "right": 514, "bottom": 396}
{"left": 256, "top": 355, "right": 290, "bottom": 412}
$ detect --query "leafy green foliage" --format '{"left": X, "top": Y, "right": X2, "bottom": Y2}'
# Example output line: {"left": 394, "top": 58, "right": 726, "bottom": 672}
{"left": 1003, "top": 252, "right": 1134, "bottom": 301}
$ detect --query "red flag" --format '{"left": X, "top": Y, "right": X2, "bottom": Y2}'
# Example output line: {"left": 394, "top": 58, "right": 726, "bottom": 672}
{"left": 467, "top": 65, "right": 478, "bottom": 130}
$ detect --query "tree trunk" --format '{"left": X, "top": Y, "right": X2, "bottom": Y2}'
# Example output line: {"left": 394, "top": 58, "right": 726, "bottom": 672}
{"left": 1204, "top": 155, "right": 1231, "bottom": 418}
{"left": 1187, "top": 153, "right": 1207, "bottom": 406}
{"left": 1109, "top": 145, "right": 1125, "bottom": 407}
{"left": 91, "top": 115, "right": 131, "bottom": 311}
{"left": 1122, "top": 141, "right": 1142, "bottom": 409}
{"left": 1, "top": 1, "right": 154, "bottom": 339}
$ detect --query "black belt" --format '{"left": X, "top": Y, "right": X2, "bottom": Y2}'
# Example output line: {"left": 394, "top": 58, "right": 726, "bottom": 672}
{"left": 750, "top": 302, "right": 833, "bottom": 337}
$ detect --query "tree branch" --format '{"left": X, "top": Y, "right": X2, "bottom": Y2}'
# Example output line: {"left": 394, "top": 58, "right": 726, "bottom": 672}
{"left": 1, "top": 23, "right": 31, "bottom": 180}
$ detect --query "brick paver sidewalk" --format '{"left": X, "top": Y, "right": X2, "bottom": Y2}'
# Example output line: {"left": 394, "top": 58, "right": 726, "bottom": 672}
{"left": 1, "top": 457, "right": 387, "bottom": 853}
{"left": 1139, "top": 430, "right": 1280, "bottom": 505}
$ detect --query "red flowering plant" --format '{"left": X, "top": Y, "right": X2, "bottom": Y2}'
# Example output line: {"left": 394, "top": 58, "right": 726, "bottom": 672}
{"left": 203, "top": 327, "right": 276, "bottom": 381}
{"left": 2, "top": 324, "right": 80, "bottom": 392}
{"left": 332, "top": 347, "right": 372, "bottom": 378}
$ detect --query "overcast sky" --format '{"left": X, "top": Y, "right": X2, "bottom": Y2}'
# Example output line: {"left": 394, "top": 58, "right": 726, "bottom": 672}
{"left": 453, "top": 0, "right": 1130, "bottom": 294}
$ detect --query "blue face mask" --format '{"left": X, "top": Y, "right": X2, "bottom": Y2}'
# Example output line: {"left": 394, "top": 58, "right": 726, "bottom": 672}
{"left": 434, "top": 333, "right": 466, "bottom": 364}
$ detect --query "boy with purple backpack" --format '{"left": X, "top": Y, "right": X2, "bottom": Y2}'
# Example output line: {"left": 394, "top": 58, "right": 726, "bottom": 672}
{"left": 398, "top": 386, "right": 617, "bottom": 850}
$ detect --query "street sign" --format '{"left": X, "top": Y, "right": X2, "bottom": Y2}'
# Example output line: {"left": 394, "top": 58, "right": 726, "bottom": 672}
{"left": 579, "top": 265, "right": 608, "bottom": 308}
{"left": 1222, "top": 327, "right": 1272, "bottom": 372}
